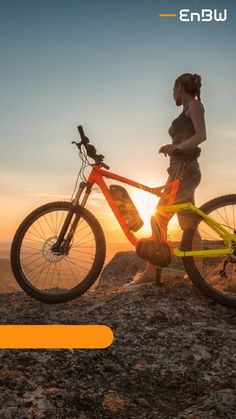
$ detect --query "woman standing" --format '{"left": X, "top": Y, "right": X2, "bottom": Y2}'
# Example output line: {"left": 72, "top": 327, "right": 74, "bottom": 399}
{"left": 125, "top": 73, "right": 207, "bottom": 287}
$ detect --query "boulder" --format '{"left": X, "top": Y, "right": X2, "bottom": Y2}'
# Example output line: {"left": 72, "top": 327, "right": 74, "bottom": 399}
{"left": 97, "top": 251, "right": 146, "bottom": 288}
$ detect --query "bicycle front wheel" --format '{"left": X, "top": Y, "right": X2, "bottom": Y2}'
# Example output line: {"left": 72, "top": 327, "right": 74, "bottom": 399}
{"left": 11, "top": 201, "right": 106, "bottom": 303}
{"left": 181, "top": 194, "right": 236, "bottom": 308}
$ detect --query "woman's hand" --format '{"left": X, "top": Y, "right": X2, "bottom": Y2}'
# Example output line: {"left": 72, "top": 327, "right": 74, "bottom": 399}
{"left": 159, "top": 144, "right": 179, "bottom": 156}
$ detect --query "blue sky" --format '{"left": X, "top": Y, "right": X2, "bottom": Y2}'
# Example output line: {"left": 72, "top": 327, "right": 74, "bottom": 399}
{"left": 0, "top": 0, "right": 236, "bottom": 242}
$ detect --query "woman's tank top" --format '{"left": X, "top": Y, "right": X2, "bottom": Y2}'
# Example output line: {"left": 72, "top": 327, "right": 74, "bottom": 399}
{"left": 167, "top": 101, "right": 200, "bottom": 175}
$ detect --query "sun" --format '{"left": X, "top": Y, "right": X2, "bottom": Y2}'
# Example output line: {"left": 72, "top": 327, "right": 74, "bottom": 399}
{"left": 129, "top": 189, "right": 159, "bottom": 235}
{"left": 130, "top": 188, "right": 180, "bottom": 240}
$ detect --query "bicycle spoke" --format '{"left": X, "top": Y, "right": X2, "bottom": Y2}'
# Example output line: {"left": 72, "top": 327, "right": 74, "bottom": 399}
{"left": 41, "top": 263, "right": 53, "bottom": 290}
{"left": 57, "top": 210, "right": 66, "bottom": 233}
{"left": 22, "top": 254, "right": 45, "bottom": 271}
{"left": 73, "top": 237, "right": 95, "bottom": 248}
{"left": 36, "top": 218, "right": 49, "bottom": 240}
{"left": 63, "top": 257, "right": 80, "bottom": 282}
{"left": 21, "top": 251, "right": 42, "bottom": 261}
{"left": 26, "top": 229, "right": 45, "bottom": 242}
{"left": 28, "top": 259, "right": 48, "bottom": 286}
{"left": 49, "top": 212, "right": 57, "bottom": 235}
{"left": 33, "top": 260, "right": 48, "bottom": 287}
{"left": 22, "top": 239, "right": 44, "bottom": 245}
{"left": 223, "top": 206, "right": 230, "bottom": 229}
{"left": 64, "top": 255, "right": 90, "bottom": 272}
{"left": 42, "top": 215, "right": 55, "bottom": 237}
{"left": 56, "top": 260, "right": 74, "bottom": 290}
{"left": 73, "top": 223, "right": 90, "bottom": 235}
{"left": 198, "top": 226, "right": 218, "bottom": 241}
{"left": 70, "top": 248, "right": 96, "bottom": 256}
{"left": 66, "top": 254, "right": 94, "bottom": 262}
{"left": 215, "top": 208, "right": 229, "bottom": 226}
{"left": 73, "top": 230, "right": 93, "bottom": 246}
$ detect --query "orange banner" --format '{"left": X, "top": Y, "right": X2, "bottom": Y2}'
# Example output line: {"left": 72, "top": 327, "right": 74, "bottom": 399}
{"left": 0, "top": 325, "right": 114, "bottom": 349}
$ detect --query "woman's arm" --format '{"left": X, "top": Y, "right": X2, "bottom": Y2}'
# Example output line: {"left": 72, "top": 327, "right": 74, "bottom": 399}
{"left": 159, "top": 101, "right": 207, "bottom": 156}
{"left": 177, "top": 100, "right": 207, "bottom": 150}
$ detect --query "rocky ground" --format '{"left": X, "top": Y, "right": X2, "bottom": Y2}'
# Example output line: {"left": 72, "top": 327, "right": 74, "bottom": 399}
{"left": 0, "top": 251, "right": 236, "bottom": 418}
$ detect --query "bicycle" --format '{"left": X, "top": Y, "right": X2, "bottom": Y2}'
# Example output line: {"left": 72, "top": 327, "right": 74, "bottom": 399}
{"left": 11, "top": 126, "right": 236, "bottom": 306}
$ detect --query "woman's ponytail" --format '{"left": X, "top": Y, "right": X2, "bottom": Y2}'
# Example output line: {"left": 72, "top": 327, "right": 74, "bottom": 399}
{"left": 175, "top": 73, "right": 202, "bottom": 101}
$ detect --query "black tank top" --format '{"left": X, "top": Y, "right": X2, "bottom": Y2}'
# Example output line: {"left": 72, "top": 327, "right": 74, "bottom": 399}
{"left": 168, "top": 102, "right": 195, "bottom": 144}
{"left": 167, "top": 101, "right": 200, "bottom": 174}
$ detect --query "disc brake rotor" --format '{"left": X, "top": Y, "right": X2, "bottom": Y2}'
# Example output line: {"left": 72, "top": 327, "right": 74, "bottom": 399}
{"left": 42, "top": 236, "right": 65, "bottom": 263}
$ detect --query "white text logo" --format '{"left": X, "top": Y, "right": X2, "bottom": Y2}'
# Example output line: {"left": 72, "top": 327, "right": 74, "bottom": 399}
{"left": 179, "top": 9, "right": 227, "bottom": 22}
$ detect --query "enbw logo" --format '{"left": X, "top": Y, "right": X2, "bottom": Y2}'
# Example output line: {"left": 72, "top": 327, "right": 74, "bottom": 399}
{"left": 159, "top": 9, "right": 227, "bottom": 23}
{"left": 180, "top": 9, "right": 227, "bottom": 22}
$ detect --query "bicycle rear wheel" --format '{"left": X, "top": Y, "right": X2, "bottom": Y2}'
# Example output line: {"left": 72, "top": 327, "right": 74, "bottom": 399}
{"left": 11, "top": 201, "right": 106, "bottom": 303}
{"left": 181, "top": 194, "right": 236, "bottom": 308}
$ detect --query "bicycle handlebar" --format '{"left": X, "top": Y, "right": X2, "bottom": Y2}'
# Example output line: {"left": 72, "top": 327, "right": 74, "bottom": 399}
{"left": 78, "top": 125, "right": 85, "bottom": 139}
{"left": 72, "top": 125, "right": 110, "bottom": 170}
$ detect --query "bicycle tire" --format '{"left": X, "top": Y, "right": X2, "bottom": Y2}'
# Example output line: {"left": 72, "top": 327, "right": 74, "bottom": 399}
{"left": 181, "top": 194, "right": 236, "bottom": 308}
{"left": 11, "top": 201, "right": 106, "bottom": 303}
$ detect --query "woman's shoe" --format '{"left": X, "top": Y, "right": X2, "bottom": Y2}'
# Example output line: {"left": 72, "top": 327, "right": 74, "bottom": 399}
{"left": 123, "top": 271, "right": 156, "bottom": 287}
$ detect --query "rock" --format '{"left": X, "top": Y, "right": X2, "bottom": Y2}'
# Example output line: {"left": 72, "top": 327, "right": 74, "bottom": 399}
{"left": 0, "top": 407, "right": 16, "bottom": 419}
{"left": 97, "top": 251, "right": 146, "bottom": 288}
{"left": 136, "top": 397, "right": 150, "bottom": 408}
{"left": 192, "top": 345, "right": 212, "bottom": 361}
{"left": 1, "top": 251, "right": 236, "bottom": 418}
{"left": 37, "top": 396, "right": 53, "bottom": 411}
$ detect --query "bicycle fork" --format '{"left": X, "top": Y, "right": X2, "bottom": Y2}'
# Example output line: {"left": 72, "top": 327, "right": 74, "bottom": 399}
{"left": 51, "top": 181, "right": 93, "bottom": 255}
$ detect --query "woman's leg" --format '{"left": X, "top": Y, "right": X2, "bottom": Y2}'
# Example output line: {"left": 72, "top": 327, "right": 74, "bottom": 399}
{"left": 192, "top": 229, "right": 203, "bottom": 274}
{"left": 178, "top": 209, "right": 203, "bottom": 274}
{"left": 177, "top": 167, "right": 203, "bottom": 274}
{"left": 124, "top": 179, "right": 174, "bottom": 286}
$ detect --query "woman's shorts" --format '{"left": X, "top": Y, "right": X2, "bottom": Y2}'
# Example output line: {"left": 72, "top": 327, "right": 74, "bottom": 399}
{"left": 158, "top": 161, "right": 201, "bottom": 230}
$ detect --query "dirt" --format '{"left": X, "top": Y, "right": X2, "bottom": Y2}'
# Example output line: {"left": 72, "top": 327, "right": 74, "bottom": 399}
{"left": 0, "top": 251, "right": 236, "bottom": 418}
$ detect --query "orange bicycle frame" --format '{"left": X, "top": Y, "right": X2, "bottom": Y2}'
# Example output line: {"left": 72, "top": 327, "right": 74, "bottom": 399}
{"left": 77, "top": 165, "right": 181, "bottom": 247}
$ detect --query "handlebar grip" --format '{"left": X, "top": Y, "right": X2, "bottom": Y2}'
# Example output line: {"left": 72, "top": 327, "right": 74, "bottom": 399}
{"left": 78, "top": 125, "right": 85, "bottom": 139}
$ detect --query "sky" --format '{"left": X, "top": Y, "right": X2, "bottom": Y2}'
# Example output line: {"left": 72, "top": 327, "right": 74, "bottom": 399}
{"left": 0, "top": 0, "right": 236, "bottom": 251}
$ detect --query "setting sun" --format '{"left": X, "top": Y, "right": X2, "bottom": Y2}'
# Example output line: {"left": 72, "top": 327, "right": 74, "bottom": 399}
{"left": 129, "top": 189, "right": 158, "bottom": 234}
{"left": 129, "top": 188, "right": 181, "bottom": 241}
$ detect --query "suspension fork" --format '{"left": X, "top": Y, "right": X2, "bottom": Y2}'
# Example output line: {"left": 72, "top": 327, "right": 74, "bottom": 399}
{"left": 51, "top": 181, "right": 93, "bottom": 254}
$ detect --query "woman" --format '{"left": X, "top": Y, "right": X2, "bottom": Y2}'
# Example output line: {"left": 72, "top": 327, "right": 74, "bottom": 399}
{"left": 125, "top": 72, "right": 207, "bottom": 287}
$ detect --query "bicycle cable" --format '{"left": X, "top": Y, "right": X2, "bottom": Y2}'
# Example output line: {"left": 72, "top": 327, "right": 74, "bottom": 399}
{"left": 79, "top": 144, "right": 100, "bottom": 190}
{"left": 70, "top": 144, "right": 99, "bottom": 201}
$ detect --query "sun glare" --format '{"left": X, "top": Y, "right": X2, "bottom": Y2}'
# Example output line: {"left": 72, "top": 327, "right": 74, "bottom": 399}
{"left": 130, "top": 189, "right": 158, "bottom": 235}
{"left": 130, "top": 189, "right": 180, "bottom": 240}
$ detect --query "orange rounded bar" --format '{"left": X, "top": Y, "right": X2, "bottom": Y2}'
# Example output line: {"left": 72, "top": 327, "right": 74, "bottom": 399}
{"left": 0, "top": 325, "right": 114, "bottom": 349}
{"left": 159, "top": 14, "right": 177, "bottom": 17}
